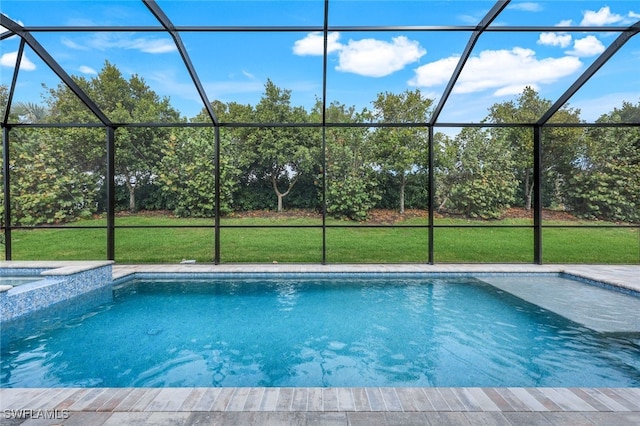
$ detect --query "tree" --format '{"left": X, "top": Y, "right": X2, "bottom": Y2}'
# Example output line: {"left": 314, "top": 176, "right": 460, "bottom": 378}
{"left": 13, "top": 101, "right": 50, "bottom": 124}
{"left": 370, "top": 90, "right": 433, "bottom": 214}
{"left": 0, "top": 85, "right": 8, "bottom": 120}
{"left": 158, "top": 129, "right": 239, "bottom": 217}
{"left": 45, "top": 61, "right": 181, "bottom": 212}
{"left": 244, "top": 80, "right": 318, "bottom": 212}
{"left": 319, "top": 101, "right": 380, "bottom": 221}
{"left": 1, "top": 85, "right": 27, "bottom": 123}
{"left": 566, "top": 101, "right": 640, "bottom": 223}
{"left": 487, "top": 87, "right": 581, "bottom": 210}
{"left": 1, "top": 86, "right": 97, "bottom": 226}
{"left": 157, "top": 101, "right": 245, "bottom": 217}
{"left": 437, "top": 127, "right": 517, "bottom": 219}
{"left": 8, "top": 128, "right": 97, "bottom": 225}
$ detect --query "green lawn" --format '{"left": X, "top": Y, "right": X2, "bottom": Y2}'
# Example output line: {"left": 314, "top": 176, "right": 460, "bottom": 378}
{"left": 3, "top": 214, "right": 638, "bottom": 264}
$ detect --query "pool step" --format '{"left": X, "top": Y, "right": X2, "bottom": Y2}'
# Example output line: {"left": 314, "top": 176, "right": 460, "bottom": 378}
{"left": 480, "top": 275, "right": 640, "bottom": 333}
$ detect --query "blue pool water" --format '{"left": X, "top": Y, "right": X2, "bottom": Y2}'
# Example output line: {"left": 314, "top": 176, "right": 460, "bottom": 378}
{"left": 1, "top": 275, "right": 639, "bottom": 388}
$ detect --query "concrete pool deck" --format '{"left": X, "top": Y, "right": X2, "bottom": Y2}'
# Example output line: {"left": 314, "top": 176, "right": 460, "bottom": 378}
{"left": 1, "top": 263, "right": 639, "bottom": 425}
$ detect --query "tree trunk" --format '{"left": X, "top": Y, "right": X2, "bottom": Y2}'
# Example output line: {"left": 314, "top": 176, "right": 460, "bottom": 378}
{"left": 399, "top": 174, "right": 406, "bottom": 215}
{"left": 438, "top": 196, "right": 448, "bottom": 211}
{"left": 524, "top": 169, "right": 532, "bottom": 211}
{"left": 277, "top": 193, "right": 283, "bottom": 213}
{"left": 125, "top": 180, "right": 136, "bottom": 212}
{"left": 272, "top": 174, "right": 300, "bottom": 213}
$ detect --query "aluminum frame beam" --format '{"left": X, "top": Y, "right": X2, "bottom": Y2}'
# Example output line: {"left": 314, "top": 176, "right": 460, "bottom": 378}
{"left": 142, "top": 0, "right": 219, "bottom": 125}
{"left": 538, "top": 21, "right": 640, "bottom": 126}
{"left": 0, "top": 14, "right": 111, "bottom": 126}
{"left": 429, "top": 0, "right": 510, "bottom": 125}
{"left": 5, "top": 26, "right": 630, "bottom": 35}
{"left": 2, "top": 126, "right": 11, "bottom": 260}
{"left": 1, "top": 39, "right": 25, "bottom": 125}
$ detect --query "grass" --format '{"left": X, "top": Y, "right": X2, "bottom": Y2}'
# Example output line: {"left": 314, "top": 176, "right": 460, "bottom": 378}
{"left": 3, "top": 213, "right": 638, "bottom": 264}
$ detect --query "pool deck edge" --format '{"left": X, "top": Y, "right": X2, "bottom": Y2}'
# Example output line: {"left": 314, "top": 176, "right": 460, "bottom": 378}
{"left": 1, "top": 387, "right": 638, "bottom": 425}
{"left": 111, "top": 263, "right": 640, "bottom": 293}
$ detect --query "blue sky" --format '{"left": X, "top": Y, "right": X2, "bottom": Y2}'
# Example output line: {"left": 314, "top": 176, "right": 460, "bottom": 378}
{"left": 1, "top": 0, "right": 639, "bottom": 123}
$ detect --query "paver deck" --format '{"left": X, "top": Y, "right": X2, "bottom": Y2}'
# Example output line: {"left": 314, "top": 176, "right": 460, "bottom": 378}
{"left": 2, "top": 264, "right": 638, "bottom": 425}
{"left": 1, "top": 386, "right": 639, "bottom": 425}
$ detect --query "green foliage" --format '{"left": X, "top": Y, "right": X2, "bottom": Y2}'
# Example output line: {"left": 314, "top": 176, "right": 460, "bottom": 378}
{"left": 566, "top": 102, "right": 640, "bottom": 223}
{"left": 44, "top": 61, "right": 181, "bottom": 212}
{"left": 3, "top": 74, "right": 639, "bottom": 229}
{"left": 375, "top": 171, "right": 429, "bottom": 210}
{"left": 369, "top": 90, "right": 433, "bottom": 214}
{"left": 325, "top": 151, "right": 381, "bottom": 221}
{"left": 243, "top": 79, "right": 320, "bottom": 212}
{"left": 8, "top": 129, "right": 97, "bottom": 225}
{"left": 321, "top": 102, "right": 380, "bottom": 220}
{"left": 487, "top": 86, "right": 582, "bottom": 210}
{"left": 438, "top": 128, "right": 517, "bottom": 219}
{"left": 157, "top": 129, "right": 239, "bottom": 217}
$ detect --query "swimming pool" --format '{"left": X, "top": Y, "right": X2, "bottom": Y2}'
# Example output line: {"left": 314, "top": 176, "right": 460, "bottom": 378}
{"left": 1, "top": 273, "right": 639, "bottom": 388}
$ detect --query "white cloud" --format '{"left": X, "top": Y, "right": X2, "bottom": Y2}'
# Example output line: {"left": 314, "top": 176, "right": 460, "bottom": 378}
{"left": 629, "top": 11, "right": 640, "bottom": 19}
{"left": 557, "top": 19, "right": 574, "bottom": 27}
{"left": 62, "top": 37, "right": 89, "bottom": 51}
{"left": 62, "top": 33, "right": 176, "bottom": 54}
{"left": 336, "top": 36, "right": 426, "bottom": 77}
{"left": 79, "top": 65, "right": 97, "bottom": 75}
{"left": 0, "top": 51, "right": 36, "bottom": 71}
{"left": 567, "top": 35, "right": 605, "bottom": 57}
{"left": 538, "top": 32, "right": 572, "bottom": 48}
{"left": 409, "top": 48, "right": 582, "bottom": 97}
{"left": 408, "top": 56, "right": 459, "bottom": 87}
{"left": 494, "top": 83, "right": 541, "bottom": 97}
{"left": 510, "top": 2, "right": 542, "bottom": 12}
{"left": 580, "top": 6, "right": 623, "bottom": 26}
{"left": 241, "top": 69, "right": 256, "bottom": 80}
{"left": 293, "top": 32, "right": 342, "bottom": 56}
{"left": 126, "top": 38, "right": 176, "bottom": 54}
{"left": 293, "top": 33, "right": 426, "bottom": 78}
{"left": 457, "top": 13, "right": 484, "bottom": 25}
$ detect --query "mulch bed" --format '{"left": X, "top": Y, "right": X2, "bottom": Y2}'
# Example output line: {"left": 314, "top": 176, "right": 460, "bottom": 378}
{"left": 120, "top": 207, "right": 582, "bottom": 224}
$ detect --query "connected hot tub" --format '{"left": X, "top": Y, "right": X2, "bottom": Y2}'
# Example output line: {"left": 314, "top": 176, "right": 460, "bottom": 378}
{"left": 0, "top": 261, "right": 113, "bottom": 322}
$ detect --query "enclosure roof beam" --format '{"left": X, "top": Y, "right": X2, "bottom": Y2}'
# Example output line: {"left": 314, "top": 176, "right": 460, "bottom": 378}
{"left": 2, "top": 38, "right": 24, "bottom": 126}
{"left": 538, "top": 21, "right": 640, "bottom": 126}
{"left": 9, "top": 25, "right": 632, "bottom": 34}
{"left": 142, "top": 0, "right": 219, "bottom": 126}
{"left": 0, "top": 14, "right": 112, "bottom": 126}
{"left": 429, "top": 0, "right": 510, "bottom": 126}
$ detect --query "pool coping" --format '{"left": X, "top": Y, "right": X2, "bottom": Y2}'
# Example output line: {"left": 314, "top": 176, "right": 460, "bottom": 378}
{"left": 111, "top": 263, "right": 640, "bottom": 294}
{"left": 1, "top": 263, "right": 639, "bottom": 424}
